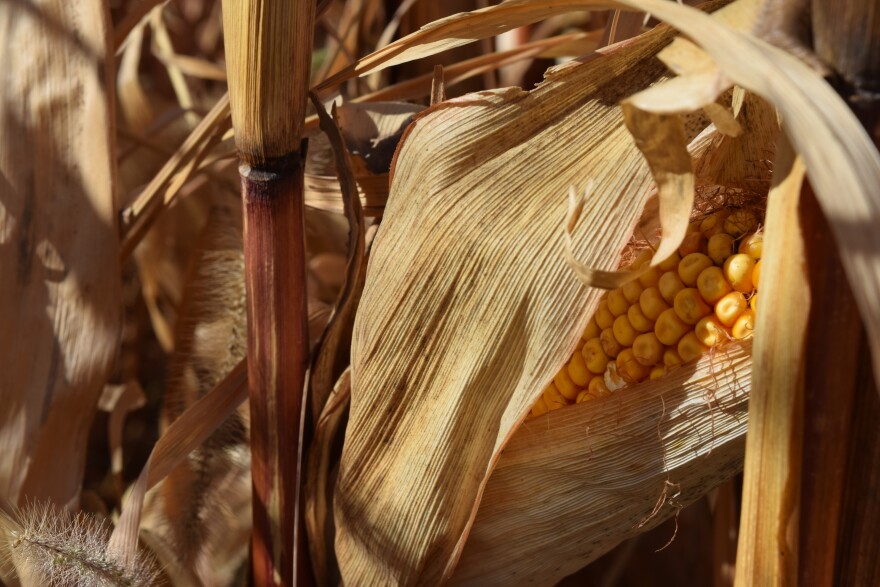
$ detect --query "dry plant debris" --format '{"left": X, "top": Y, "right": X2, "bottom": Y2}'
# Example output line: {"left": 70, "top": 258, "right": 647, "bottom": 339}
{"left": 0, "top": 0, "right": 878, "bottom": 585}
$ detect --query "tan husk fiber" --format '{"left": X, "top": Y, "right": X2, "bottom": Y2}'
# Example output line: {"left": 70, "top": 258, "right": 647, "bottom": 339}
{"left": 0, "top": 0, "right": 120, "bottom": 512}
{"left": 334, "top": 2, "right": 753, "bottom": 584}
{"left": 454, "top": 343, "right": 752, "bottom": 586}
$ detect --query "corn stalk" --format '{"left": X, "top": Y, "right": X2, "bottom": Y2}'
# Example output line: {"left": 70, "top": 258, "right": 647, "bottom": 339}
{"left": 221, "top": 0, "right": 315, "bottom": 584}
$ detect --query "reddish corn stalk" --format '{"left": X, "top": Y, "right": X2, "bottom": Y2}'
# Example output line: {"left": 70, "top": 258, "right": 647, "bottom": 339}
{"left": 221, "top": 0, "right": 315, "bottom": 584}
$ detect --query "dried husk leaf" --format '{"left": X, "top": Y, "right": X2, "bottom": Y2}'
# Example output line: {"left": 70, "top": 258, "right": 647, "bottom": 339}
{"left": 0, "top": 0, "right": 121, "bottom": 509}
{"left": 735, "top": 137, "right": 807, "bottom": 585}
{"left": 453, "top": 344, "right": 752, "bottom": 586}
{"left": 334, "top": 3, "right": 750, "bottom": 584}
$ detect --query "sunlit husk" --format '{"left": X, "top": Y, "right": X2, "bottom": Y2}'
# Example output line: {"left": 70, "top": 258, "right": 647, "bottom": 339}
{"left": 454, "top": 343, "right": 751, "bottom": 585}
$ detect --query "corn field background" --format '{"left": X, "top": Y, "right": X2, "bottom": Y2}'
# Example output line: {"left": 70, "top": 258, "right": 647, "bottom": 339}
{"left": 1, "top": 0, "right": 878, "bottom": 585}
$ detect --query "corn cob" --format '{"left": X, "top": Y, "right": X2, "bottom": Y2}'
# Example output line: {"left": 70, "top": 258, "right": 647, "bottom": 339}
{"left": 533, "top": 207, "right": 762, "bottom": 416}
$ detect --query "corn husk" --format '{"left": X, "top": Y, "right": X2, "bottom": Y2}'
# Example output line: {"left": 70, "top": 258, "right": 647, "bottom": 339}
{"left": 0, "top": 0, "right": 120, "bottom": 512}
{"left": 321, "top": 0, "right": 880, "bottom": 583}
{"left": 454, "top": 344, "right": 752, "bottom": 585}
{"left": 333, "top": 2, "right": 754, "bottom": 584}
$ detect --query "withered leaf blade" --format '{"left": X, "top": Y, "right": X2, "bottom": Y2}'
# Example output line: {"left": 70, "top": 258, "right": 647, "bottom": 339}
{"left": 0, "top": 0, "right": 120, "bottom": 510}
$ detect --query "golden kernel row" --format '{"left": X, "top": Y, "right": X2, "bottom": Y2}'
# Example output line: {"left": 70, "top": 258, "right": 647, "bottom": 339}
{"left": 531, "top": 209, "right": 763, "bottom": 417}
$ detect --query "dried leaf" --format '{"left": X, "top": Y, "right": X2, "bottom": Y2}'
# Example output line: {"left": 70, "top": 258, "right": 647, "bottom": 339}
{"left": 0, "top": 0, "right": 121, "bottom": 509}
{"left": 308, "top": 97, "right": 367, "bottom": 422}
{"left": 98, "top": 382, "right": 147, "bottom": 500}
{"left": 120, "top": 95, "right": 232, "bottom": 259}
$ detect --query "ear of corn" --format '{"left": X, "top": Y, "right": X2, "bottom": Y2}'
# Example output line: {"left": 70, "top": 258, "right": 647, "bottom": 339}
{"left": 533, "top": 206, "right": 762, "bottom": 416}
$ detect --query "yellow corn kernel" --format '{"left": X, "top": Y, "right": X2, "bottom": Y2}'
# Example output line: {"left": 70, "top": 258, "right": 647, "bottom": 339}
{"left": 631, "top": 249, "right": 653, "bottom": 269}
{"left": 724, "top": 208, "right": 759, "bottom": 237}
{"left": 639, "top": 287, "right": 670, "bottom": 321}
{"left": 694, "top": 314, "right": 730, "bottom": 346}
{"left": 678, "top": 331, "right": 709, "bottom": 363}
{"left": 575, "top": 389, "right": 593, "bottom": 404}
{"left": 707, "top": 233, "right": 735, "bottom": 265}
{"left": 723, "top": 253, "right": 756, "bottom": 293}
{"left": 738, "top": 232, "right": 763, "bottom": 259}
{"left": 638, "top": 266, "right": 661, "bottom": 288}
{"left": 617, "top": 348, "right": 650, "bottom": 384}
{"left": 621, "top": 279, "right": 644, "bottom": 304}
{"left": 613, "top": 315, "right": 638, "bottom": 347}
{"left": 752, "top": 259, "right": 761, "bottom": 287}
{"left": 674, "top": 288, "right": 712, "bottom": 325}
{"left": 687, "top": 220, "right": 702, "bottom": 233}
{"left": 632, "top": 332, "right": 664, "bottom": 366}
{"left": 595, "top": 301, "right": 614, "bottom": 329}
{"left": 658, "top": 251, "right": 681, "bottom": 272}
{"left": 732, "top": 308, "right": 756, "bottom": 339}
{"left": 649, "top": 365, "right": 666, "bottom": 380}
{"left": 750, "top": 293, "right": 758, "bottom": 310}
{"left": 589, "top": 376, "right": 611, "bottom": 398}
{"left": 658, "top": 270, "right": 686, "bottom": 305}
{"left": 583, "top": 317, "right": 601, "bottom": 341}
{"left": 678, "top": 232, "right": 706, "bottom": 257}
{"left": 700, "top": 209, "right": 731, "bottom": 237}
{"left": 531, "top": 394, "right": 549, "bottom": 417}
{"left": 544, "top": 382, "right": 569, "bottom": 410}
{"left": 600, "top": 328, "right": 623, "bottom": 358}
{"left": 663, "top": 347, "right": 682, "bottom": 366}
{"left": 715, "top": 291, "right": 747, "bottom": 327}
{"left": 654, "top": 308, "right": 690, "bottom": 346}
{"left": 582, "top": 337, "right": 610, "bottom": 374}
{"left": 627, "top": 302, "right": 654, "bottom": 333}
{"left": 608, "top": 289, "right": 629, "bottom": 317}
{"left": 567, "top": 352, "right": 593, "bottom": 387}
{"left": 554, "top": 368, "right": 579, "bottom": 401}
{"left": 679, "top": 253, "right": 714, "bottom": 286}
{"left": 697, "top": 266, "right": 733, "bottom": 304}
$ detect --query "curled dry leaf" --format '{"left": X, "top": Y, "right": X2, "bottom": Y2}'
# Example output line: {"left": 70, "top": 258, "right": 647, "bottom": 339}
{"left": 309, "top": 96, "right": 367, "bottom": 422}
